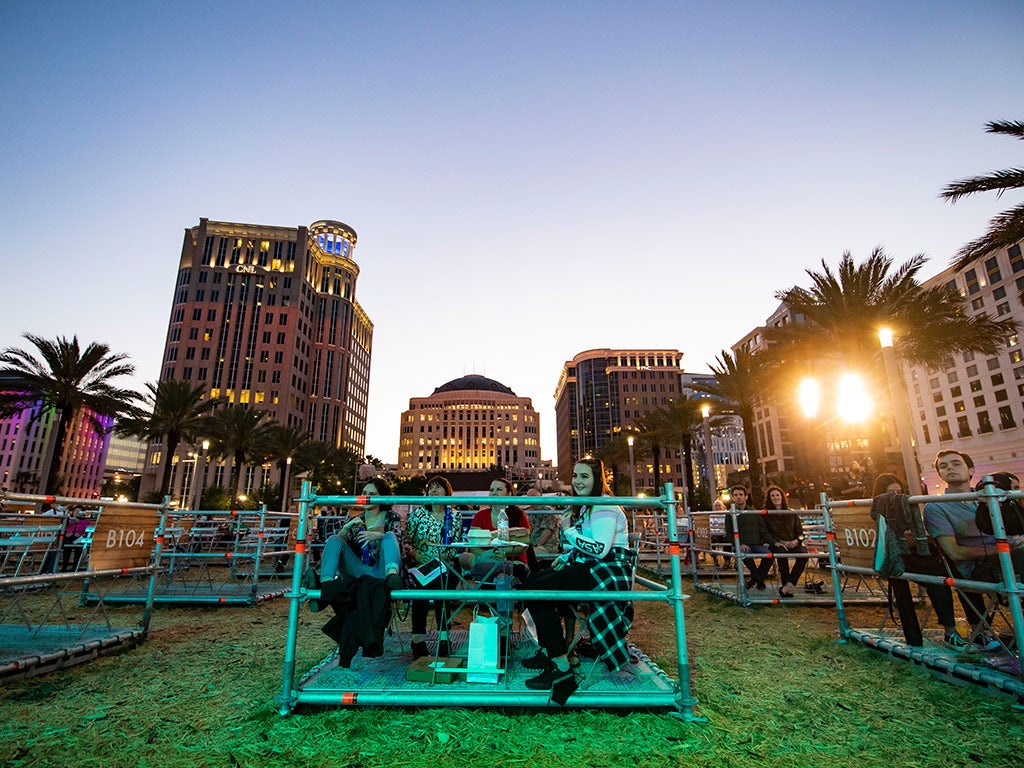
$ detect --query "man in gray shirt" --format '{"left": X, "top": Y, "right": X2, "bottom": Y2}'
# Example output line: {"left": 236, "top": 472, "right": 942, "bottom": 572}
{"left": 924, "top": 449, "right": 1024, "bottom": 648}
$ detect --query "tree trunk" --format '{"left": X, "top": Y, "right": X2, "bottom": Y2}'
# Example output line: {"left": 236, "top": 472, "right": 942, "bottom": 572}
{"left": 43, "top": 408, "right": 73, "bottom": 495}
{"left": 742, "top": 407, "right": 764, "bottom": 507}
{"left": 160, "top": 434, "right": 181, "bottom": 497}
{"left": 652, "top": 444, "right": 662, "bottom": 493}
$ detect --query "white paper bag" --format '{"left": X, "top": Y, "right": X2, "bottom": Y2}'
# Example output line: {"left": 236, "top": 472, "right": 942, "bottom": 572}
{"left": 466, "top": 613, "right": 501, "bottom": 683}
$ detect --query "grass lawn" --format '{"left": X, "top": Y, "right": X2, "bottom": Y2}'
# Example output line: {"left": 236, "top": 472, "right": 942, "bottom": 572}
{"left": 2, "top": 585, "right": 1023, "bottom": 767}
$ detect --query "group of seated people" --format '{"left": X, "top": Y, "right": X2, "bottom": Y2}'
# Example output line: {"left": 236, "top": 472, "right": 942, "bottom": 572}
{"left": 308, "top": 457, "right": 633, "bottom": 702}
{"left": 721, "top": 483, "right": 811, "bottom": 597}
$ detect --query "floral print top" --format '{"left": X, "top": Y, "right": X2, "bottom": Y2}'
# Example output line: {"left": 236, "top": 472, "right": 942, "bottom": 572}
{"left": 404, "top": 505, "right": 447, "bottom": 564}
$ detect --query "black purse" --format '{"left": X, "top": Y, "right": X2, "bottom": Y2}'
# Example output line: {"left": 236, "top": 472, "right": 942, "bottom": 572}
{"left": 975, "top": 474, "right": 1024, "bottom": 536}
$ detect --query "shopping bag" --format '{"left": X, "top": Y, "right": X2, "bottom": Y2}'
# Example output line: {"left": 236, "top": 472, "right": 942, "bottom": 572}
{"left": 466, "top": 611, "right": 501, "bottom": 683}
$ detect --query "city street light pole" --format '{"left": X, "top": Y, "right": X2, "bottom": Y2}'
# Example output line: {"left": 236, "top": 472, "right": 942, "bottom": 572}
{"left": 627, "top": 435, "right": 637, "bottom": 496}
{"left": 192, "top": 439, "right": 209, "bottom": 511}
{"left": 281, "top": 456, "right": 293, "bottom": 513}
{"left": 879, "top": 329, "right": 923, "bottom": 495}
{"left": 701, "top": 403, "right": 715, "bottom": 501}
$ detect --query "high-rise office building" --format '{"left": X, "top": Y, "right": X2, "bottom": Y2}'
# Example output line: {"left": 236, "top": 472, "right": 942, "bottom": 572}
{"left": 0, "top": 374, "right": 112, "bottom": 497}
{"left": 140, "top": 218, "right": 373, "bottom": 501}
{"left": 397, "top": 375, "right": 540, "bottom": 479}
{"left": 554, "top": 348, "right": 690, "bottom": 488}
{"left": 905, "top": 238, "right": 1024, "bottom": 490}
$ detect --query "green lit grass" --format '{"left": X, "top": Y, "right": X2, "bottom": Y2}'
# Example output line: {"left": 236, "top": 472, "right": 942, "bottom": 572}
{"left": 1, "top": 588, "right": 1023, "bottom": 767}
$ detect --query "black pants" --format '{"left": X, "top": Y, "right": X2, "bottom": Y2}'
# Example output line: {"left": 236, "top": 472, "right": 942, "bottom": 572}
{"left": 410, "top": 570, "right": 459, "bottom": 635}
{"left": 522, "top": 562, "right": 595, "bottom": 659}
{"left": 770, "top": 544, "right": 808, "bottom": 586}
{"left": 888, "top": 551, "right": 957, "bottom": 646}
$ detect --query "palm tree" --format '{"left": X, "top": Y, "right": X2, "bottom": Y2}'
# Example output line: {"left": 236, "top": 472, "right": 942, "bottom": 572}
{"left": 263, "top": 423, "right": 311, "bottom": 511}
{"left": 115, "top": 380, "right": 220, "bottom": 498}
{"left": 634, "top": 410, "right": 679, "bottom": 495}
{"left": 691, "top": 348, "right": 767, "bottom": 504}
{"left": 773, "top": 248, "right": 1015, "bottom": 366}
{"left": 295, "top": 441, "right": 363, "bottom": 495}
{"left": 646, "top": 399, "right": 703, "bottom": 508}
{"left": 203, "top": 405, "right": 275, "bottom": 502}
{"left": 0, "top": 334, "right": 137, "bottom": 494}
{"left": 594, "top": 432, "right": 633, "bottom": 495}
{"left": 772, "top": 248, "right": 1016, "bottom": 474}
{"left": 942, "top": 120, "right": 1024, "bottom": 271}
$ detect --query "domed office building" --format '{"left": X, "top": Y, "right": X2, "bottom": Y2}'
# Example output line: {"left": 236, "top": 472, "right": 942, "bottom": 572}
{"left": 397, "top": 375, "right": 540, "bottom": 479}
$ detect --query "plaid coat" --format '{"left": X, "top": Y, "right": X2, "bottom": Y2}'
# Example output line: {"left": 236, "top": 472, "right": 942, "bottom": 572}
{"left": 583, "top": 549, "right": 634, "bottom": 672}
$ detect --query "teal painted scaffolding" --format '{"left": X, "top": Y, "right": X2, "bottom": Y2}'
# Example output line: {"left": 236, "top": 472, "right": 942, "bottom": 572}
{"left": 822, "top": 481, "right": 1024, "bottom": 704}
{"left": 277, "top": 481, "right": 701, "bottom": 719}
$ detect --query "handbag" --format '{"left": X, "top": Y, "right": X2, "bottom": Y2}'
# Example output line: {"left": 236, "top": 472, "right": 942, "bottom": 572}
{"left": 466, "top": 608, "right": 501, "bottom": 683}
{"left": 975, "top": 475, "right": 1024, "bottom": 536}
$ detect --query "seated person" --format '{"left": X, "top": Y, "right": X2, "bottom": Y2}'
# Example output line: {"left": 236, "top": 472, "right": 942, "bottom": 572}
{"left": 61, "top": 506, "right": 92, "bottom": 572}
{"left": 710, "top": 498, "right": 731, "bottom": 568}
{"left": 459, "top": 477, "right": 531, "bottom": 583}
{"left": 527, "top": 488, "right": 563, "bottom": 569}
{"left": 764, "top": 485, "right": 807, "bottom": 597}
{"left": 319, "top": 477, "right": 403, "bottom": 593}
{"left": 403, "top": 474, "right": 460, "bottom": 659}
{"left": 924, "top": 450, "right": 1024, "bottom": 649}
{"left": 872, "top": 473, "right": 968, "bottom": 649}
{"left": 723, "top": 485, "right": 775, "bottom": 590}
{"left": 520, "top": 458, "right": 632, "bottom": 705}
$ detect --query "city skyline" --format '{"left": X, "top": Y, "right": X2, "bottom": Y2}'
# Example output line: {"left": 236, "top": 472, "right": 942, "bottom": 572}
{"left": 2, "top": 3, "right": 1021, "bottom": 464}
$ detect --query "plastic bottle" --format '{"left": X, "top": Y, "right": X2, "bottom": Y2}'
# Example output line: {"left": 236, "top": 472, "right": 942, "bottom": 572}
{"left": 496, "top": 509, "right": 509, "bottom": 541}
{"left": 357, "top": 523, "right": 371, "bottom": 564}
{"left": 442, "top": 505, "right": 454, "bottom": 545}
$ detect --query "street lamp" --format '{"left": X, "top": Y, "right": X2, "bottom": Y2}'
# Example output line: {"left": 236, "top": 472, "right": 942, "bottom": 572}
{"left": 627, "top": 435, "right": 637, "bottom": 497}
{"left": 281, "top": 455, "right": 293, "bottom": 513}
{"left": 193, "top": 439, "right": 209, "bottom": 511}
{"left": 879, "top": 328, "right": 923, "bottom": 495}
{"left": 701, "top": 403, "right": 715, "bottom": 502}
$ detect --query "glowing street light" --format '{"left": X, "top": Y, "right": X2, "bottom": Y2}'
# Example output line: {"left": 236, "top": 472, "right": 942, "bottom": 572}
{"left": 700, "top": 403, "right": 715, "bottom": 498}
{"left": 879, "top": 327, "right": 923, "bottom": 495}
{"left": 627, "top": 435, "right": 637, "bottom": 497}
{"left": 281, "top": 455, "right": 293, "bottom": 513}
{"left": 836, "top": 372, "right": 871, "bottom": 422}
{"left": 192, "top": 439, "right": 210, "bottom": 511}
{"left": 798, "top": 378, "right": 821, "bottom": 418}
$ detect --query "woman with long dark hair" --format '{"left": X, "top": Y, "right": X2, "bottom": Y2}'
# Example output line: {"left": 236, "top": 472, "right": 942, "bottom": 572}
{"left": 764, "top": 485, "right": 807, "bottom": 597}
{"left": 519, "top": 457, "right": 631, "bottom": 705}
{"left": 404, "top": 475, "right": 459, "bottom": 658}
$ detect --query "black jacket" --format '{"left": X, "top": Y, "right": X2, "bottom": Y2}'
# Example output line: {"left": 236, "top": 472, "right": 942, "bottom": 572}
{"left": 320, "top": 574, "right": 391, "bottom": 667}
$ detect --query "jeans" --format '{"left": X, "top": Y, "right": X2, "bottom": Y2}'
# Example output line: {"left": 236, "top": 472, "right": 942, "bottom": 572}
{"left": 319, "top": 531, "right": 400, "bottom": 582}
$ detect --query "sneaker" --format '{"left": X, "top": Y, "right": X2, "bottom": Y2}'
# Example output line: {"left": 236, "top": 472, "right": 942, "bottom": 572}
{"left": 971, "top": 633, "right": 1001, "bottom": 652}
{"left": 524, "top": 664, "right": 574, "bottom": 690}
{"left": 411, "top": 641, "right": 429, "bottom": 659}
{"left": 943, "top": 630, "right": 969, "bottom": 651}
{"left": 521, "top": 650, "right": 550, "bottom": 670}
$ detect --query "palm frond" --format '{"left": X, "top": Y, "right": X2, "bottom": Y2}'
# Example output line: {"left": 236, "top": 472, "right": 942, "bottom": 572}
{"left": 950, "top": 204, "right": 1024, "bottom": 271}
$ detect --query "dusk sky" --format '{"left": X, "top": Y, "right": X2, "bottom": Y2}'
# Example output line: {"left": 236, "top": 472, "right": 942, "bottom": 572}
{"left": 2, "top": 2, "right": 1022, "bottom": 464}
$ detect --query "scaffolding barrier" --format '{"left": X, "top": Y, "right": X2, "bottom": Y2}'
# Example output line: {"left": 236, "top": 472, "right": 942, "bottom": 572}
{"left": 276, "top": 481, "right": 700, "bottom": 719}
{"left": 92, "top": 506, "right": 297, "bottom": 607}
{"left": 822, "top": 480, "right": 1024, "bottom": 703}
{"left": 685, "top": 507, "right": 887, "bottom": 606}
{"left": 0, "top": 492, "right": 159, "bottom": 680}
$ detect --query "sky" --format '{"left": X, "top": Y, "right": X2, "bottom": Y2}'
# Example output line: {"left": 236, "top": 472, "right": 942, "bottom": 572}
{"left": 2, "top": 1, "right": 1022, "bottom": 465}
